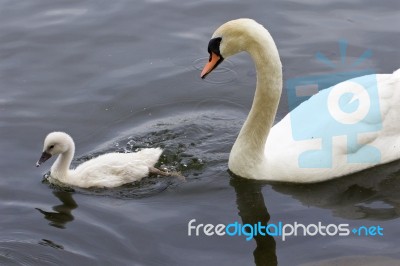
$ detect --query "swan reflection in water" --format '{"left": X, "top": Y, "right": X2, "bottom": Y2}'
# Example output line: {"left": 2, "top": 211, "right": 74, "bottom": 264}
{"left": 229, "top": 174, "right": 278, "bottom": 266}
{"left": 36, "top": 191, "right": 78, "bottom": 229}
{"left": 229, "top": 160, "right": 400, "bottom": 266}
{"left": 271, "top": 160, "right": 400, "bottom": 221}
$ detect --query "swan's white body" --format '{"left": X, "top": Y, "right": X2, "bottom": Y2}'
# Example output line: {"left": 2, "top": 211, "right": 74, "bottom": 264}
{"left": 37, "top": 132, "right": 163, "bottom": 188}
{"left": 202, "top": 19, "right": 400, "bottom": 183}
{"left": 264, "top": 70, "right": 400, "bottom": 182}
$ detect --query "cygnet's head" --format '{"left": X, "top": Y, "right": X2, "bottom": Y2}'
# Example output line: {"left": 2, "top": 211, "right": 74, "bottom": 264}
{"left": 200, "top": 19, "right": 266, "bottom": 79}
{"left": 36, "top": 132, "right": 74, "bottom": 167}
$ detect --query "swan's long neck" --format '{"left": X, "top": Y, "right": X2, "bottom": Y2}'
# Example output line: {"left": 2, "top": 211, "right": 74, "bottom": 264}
{"left": 51, "top": 143, "right": 75, "bottom": 182}
{"left": 229, "top": 28, "right": 282, "bottom": 176}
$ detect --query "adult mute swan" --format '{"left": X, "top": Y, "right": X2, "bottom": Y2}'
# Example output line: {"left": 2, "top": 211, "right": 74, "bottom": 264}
{"left": 201, "top": 18, "right": 400, "bottom": 183}
{"left": 36, "top": 132, "right": 171, "bottom": 188}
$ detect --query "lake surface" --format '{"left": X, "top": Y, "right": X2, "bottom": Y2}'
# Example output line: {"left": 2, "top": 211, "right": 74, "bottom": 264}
{"left": 0, "top": 0, "right": 399, "bottom": 265}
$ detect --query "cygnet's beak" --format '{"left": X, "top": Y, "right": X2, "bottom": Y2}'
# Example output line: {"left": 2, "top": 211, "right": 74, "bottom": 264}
{"left": 201, "top": 52, "right": 223, "bottom": 79}
{"left": 36, "top": 151, "right": 52, "bottom": 167}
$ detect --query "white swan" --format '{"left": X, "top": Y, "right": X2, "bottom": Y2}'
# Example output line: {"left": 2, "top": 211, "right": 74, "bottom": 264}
{"left": 201, "top": 18, "right": 400, "bottom": 183}
{"left": 36, "top": 132, "right": 169, "bottom": 188}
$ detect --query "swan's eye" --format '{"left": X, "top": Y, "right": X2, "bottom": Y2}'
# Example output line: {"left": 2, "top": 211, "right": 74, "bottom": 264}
{"left": 49, "top": 145, "right": 55, "bottom": 150}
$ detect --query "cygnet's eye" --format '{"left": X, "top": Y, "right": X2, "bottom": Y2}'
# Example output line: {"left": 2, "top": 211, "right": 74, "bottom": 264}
{"left": 49, "top": 145, "right": 55, "bottom": 150}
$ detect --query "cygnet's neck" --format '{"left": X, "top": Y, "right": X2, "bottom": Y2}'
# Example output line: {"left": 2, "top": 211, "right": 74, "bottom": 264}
{"left": 229, "top": 26, "right": 282, "bottom": 174}
{"left": 51, "top": 142, "right": 75, "bottom": 182}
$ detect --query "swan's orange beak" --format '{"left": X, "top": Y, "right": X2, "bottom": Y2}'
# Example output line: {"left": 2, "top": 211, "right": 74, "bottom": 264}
{"left": 201, "top": 52, "right": 221, "bottom": 79}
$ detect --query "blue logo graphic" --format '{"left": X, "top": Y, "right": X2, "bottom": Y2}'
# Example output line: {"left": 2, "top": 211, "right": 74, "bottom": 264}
{"left": 286, "top": 40, "right": 382, "bottom": 168}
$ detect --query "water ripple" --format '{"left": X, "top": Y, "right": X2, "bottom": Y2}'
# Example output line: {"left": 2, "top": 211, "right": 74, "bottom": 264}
{"left": 193, "top": 57, "right": 238, "bottom": 84}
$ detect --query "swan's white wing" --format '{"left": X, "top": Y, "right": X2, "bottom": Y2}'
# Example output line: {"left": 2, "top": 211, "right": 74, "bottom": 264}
{"left": 265, "top": 70, "right": 400, "bottom": 183}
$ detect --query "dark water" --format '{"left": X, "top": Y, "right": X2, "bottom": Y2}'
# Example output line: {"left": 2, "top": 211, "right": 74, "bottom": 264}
{"left": 1, "top": 0, "right": 399, "bottom": 265}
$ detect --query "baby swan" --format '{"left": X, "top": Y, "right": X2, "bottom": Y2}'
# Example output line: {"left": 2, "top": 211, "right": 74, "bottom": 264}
{"left": 36, "top": 132, "right": 170, "bottom": 188}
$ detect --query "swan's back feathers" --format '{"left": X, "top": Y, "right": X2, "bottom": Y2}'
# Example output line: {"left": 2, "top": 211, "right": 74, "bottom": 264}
{"left": 393, "top": 68, "right": 400, "bottom": 77}
{"left": 67, "top": 148, "right": 163, "bottom": 188}
{"left": 133, "top": 147, "right": 163, "bottom": 166}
